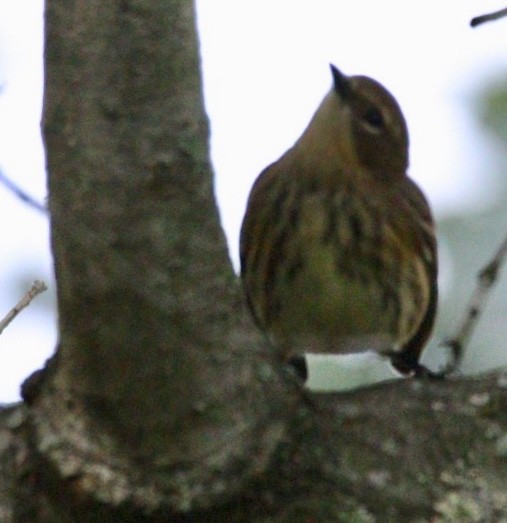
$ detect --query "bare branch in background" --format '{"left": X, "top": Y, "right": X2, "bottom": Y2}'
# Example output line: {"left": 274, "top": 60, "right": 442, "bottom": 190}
{"left": 471, "top": 6, "right": 507, "bottom": 27}
{"left": 0, "top": 280, "right": 47, "bottom": 336}
{"left": 441, "top": 234, "right": 507, "bottom": 374}
{"left": 0, "top": 169, "right": 47, "bottom": 214}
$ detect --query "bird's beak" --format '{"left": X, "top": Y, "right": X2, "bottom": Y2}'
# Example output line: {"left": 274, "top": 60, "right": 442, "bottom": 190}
{"left": 330, "top": 64, "right": 351, "bottom": 100}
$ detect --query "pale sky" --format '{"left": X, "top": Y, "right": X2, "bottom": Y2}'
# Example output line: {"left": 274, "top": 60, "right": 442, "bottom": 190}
{"left": 1, "top": 1, "right": 507, "bottom": 401}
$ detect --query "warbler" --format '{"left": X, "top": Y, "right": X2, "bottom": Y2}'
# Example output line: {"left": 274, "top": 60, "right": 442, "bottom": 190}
{"left": 240, "top": 65, "right": 438, "bottom": 376}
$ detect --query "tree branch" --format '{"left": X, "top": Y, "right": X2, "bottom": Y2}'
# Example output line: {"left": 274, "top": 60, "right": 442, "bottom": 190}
{"left": 471, "top": 7, "right": 507, "bottom": 27}
{"left": 442, "top": 234, "right": 507, "bottom": 374}
{"left": 0, "top": 169, "right": 47, "bottom": 214}
{"left": 0, "top": 280, "right": 47, "bottom": 335}
{"left": 25, "top": 0, "right": 294, "bottom": 512}
{"left": 4, "top": 373, "right": 507, "bottom": 521}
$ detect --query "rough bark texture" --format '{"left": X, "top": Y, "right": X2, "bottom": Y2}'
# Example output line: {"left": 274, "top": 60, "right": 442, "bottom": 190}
{"left": 0, "top": 0, "right": 506, "bottom": 521}
{"left": 18, "top": 0, "right": 295, "bottom": 515}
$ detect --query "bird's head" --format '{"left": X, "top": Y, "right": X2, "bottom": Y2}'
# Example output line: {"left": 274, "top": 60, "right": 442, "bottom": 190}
{"left": 297, "top": 65, "right": 409, "bottom": 181}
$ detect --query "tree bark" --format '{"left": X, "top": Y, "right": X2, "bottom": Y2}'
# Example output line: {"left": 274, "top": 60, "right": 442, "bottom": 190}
{"left": 16, "top": 0, "right": 295, "bottom": 515}
{"left": 0, "top": 1, "right": 506, "bottom": 521}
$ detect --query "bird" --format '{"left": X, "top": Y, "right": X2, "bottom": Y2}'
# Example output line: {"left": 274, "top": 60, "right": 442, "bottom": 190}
{"left": 240, "top": 64, "right": 438, "bottom": 378}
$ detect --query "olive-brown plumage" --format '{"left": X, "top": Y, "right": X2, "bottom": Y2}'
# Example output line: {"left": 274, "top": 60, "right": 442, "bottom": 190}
{"left": 240, "top": 65, "right": 437, "bottom": 374}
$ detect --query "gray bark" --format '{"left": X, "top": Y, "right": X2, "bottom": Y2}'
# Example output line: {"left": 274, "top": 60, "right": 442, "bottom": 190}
{"left": 0, "top": 1, "right": 506, "bottom": 521}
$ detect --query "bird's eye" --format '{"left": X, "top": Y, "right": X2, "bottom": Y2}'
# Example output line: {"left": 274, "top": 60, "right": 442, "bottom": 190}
{"left": 362, "top": 107, "right": 384, "bottom": 131}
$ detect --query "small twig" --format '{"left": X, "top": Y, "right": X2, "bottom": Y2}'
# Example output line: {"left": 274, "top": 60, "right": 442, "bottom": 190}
{"left": 0, "top": 280, "right": 47, "bottom": 336}
{"left": 0, "top": 169, "right": 47, "bottom": 214}
{"left": 441, "top": 234, "right": 507, "bottom": 375}
{"left": 471, "top": 6, "right": 507, "bottom": 27}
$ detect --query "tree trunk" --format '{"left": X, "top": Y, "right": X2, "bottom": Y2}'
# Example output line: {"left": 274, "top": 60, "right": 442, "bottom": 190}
{"left": 0, "top": 1, "right": 506, "bottom": 521}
